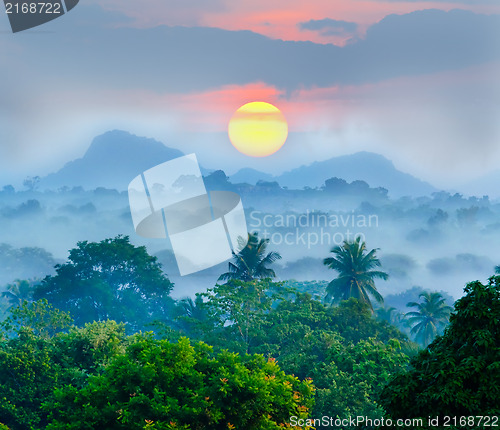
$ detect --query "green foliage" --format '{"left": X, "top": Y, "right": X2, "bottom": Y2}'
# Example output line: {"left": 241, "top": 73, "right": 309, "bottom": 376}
{"left": 405, "top": 291, "right": 452, "bottom": 346}
{"left": 1, "top": 299, "right": 72, "bottom": 339}
{"left": 0, "top": 295, "right": 317, "bottom": 430}
{"left": 198, "top": 287, "right": 408, "bottom": 425}
{"left": 44, "top": 336, "right": 315, "bottom": 429}
{"left": 0, "top": 301, "right": 73, "bottom": 430}
{"left": 53, "top": 320, "right": 128, "bottom": 378}
{"left": 218, "top": 232, "right": 282, "bottom": 282}
{"left": 330, "top": 298, "right": 401, "bottom": 344}
{"left": 157, "top": 296, "right": 214, "bottom": 342}
{"left": 380, "top": 276, "right": 500, "bottom": 424}
{"left": 323, "top": 237, "right": 388, "bottom": 311}
{"left": 34, "top": 236, "right": 174, "bottom": 330}
{"left": 1, "top": 279, "right": 38, "bottom": 309}
{"left": 0, "top": 237, "right": 414, "bottom": 430}
{"left": 313, "top": 338, "right": 409, "bottom": 427}
{"left": 0, "top": 330, "right": 59, "bottom": 429}
{"left": 244, "top": 294, "right": 410, "bottom": 426}
{"left": 0, "top": 305, "right": 128, "bottom": 430}
{"left": 149, "top": 294, "right": 213, "bottom": 343}
{"left": 0, "top": 299, "right": 10, "bottom": 323}
{"left": 250, "top": 294, "right": 409, "bottom": 374}
{"left": 283, "top": 280, "right": 328, "bottom": 302}
{"left": 383, "top": 286, "right": 455, "bottom": 314}
{"left": 173, "top": 281, "right": 411, "bottom": 425}
{"left": 375, "top": 306, "right": 398, "bottom": 324}
{"left": 200, "top": 279, "right": 284, "bottom": 353}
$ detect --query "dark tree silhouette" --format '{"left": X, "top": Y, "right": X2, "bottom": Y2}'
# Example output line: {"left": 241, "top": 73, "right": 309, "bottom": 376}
{"left": 218, "top": 233, "right": 281, "bottom": 282}
{"left": 323, "top": 237, "right": 387, "bottom": 311}
{"left": 405, "top": 291, "right": 453, "bottom": 346}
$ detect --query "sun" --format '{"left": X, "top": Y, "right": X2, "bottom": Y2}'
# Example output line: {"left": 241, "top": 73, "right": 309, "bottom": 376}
{"left": 228, "top": 101, "right": 288, "bottom": 157}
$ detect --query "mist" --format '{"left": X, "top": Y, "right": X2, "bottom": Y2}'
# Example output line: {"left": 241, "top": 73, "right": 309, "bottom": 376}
{"left": 1, "top": 164, "right": 498, "bottom": 303}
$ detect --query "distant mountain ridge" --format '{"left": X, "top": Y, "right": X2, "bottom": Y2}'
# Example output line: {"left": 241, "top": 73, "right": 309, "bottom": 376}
{"left": 232, "top": 152, "right": 436, "bottom": 197}
{"left": 41, "top": 131, "right": 436, "bottom": 197}
{"left": 230, "top": 168, "right": 274, "bottom": 185}
{"left": 41, "top": 130, "right": 185, "bottom": 190}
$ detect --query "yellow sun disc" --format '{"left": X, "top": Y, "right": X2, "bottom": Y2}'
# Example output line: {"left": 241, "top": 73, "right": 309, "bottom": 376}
{"left": 228, "top": 101, "right": 288, "bottom": 157}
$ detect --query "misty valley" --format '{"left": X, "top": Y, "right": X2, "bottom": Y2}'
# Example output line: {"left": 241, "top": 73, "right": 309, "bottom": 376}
{"left": 0, "top": 131, "right": 499, "bottom": 429}
{"left": 2, "top": 0, "right": 499, "bottom": 426}
{"left": 0, "top": 131, "right": 497, "bottom": 301}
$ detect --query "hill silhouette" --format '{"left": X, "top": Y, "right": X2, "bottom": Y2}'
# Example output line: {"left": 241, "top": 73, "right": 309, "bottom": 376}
{"left": 230, "top": 168, "right": 274, "bottom": 185}
{"left": 40, "top": 131, "right": 435, "bottom": 197}
{"left": 232, "top": 152, "right": 435, "bottom": 197}
{"left": 41, "top": 130, "right": 184, "bottom": 190}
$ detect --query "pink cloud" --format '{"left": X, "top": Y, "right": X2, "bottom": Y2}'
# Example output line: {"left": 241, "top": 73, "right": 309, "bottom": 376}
{"left": 88, "top": 0, "right": 500, "bottom": 44}
{"left": 203, "top": 0, "right": 500, "bottom": 44}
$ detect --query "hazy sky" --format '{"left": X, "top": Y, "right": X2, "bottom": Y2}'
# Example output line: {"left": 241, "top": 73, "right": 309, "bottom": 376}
{"left": 0, "top": 0, "right": 499, "bottom": 189}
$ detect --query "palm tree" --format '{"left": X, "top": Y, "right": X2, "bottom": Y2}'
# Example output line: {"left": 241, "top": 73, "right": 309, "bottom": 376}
{"left": 405, "top": 291, "right": 453, "bottom": 346}
{"left": 375, "top": 306, "right": 398, "bottom": 324}
{"left": 173, "top": 295, "right": 210, "bottom": 334}
{"left": 495, "top": 265, "right": 500, "bottom": 274}
{"left": 375, "top": 305, "right": 413, "bottom": 335}
{"left": 177, "top": 296, "right": 206, "bottom": 321}
{"left": 1, "top": 279, "right": 36, "bottom": 308}
{"left": 218, "top": 232, "right": 282, "bottom": 282}
{"left": 323, "top": 237, "right": 388, "bottom": 311}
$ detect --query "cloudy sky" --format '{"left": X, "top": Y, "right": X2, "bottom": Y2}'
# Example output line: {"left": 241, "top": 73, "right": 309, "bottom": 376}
{"left": 0, "top": 0, "right": 499, "bottom": 189}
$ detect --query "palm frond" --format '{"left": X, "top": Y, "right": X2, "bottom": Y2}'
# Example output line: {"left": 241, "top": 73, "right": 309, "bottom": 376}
{"left": 219, "top": 232, "right": 281, "bottom": 282}
{"left": 323, "top": 239, "right": 387, "bottom": 310}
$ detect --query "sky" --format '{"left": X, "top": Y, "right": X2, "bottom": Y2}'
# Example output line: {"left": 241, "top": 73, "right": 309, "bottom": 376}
{"left": 0, "top": 0, "right": 499, "bottom": 190}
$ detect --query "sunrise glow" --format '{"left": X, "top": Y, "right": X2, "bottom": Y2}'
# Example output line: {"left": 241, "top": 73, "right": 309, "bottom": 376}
{"left": 228, "top": 101, "right": 288, "bottom": 157}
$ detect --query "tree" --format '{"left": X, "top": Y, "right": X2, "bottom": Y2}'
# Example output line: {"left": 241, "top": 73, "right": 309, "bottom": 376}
{"left": 323, "top": 177, "right": 349, "bottom": 194}
{"left": 0, "top": 245, "right": 57, "bottom": 286}
{"left": 34, "top": 236, "right": 174, "bottom": 330}
{"left": 375, "top": 306, "right": 398, "bottom": 325}
{"left": 380, "top": 276, "right": 500, "bottom": 421}
{"left": 1, "top": 279, "right": 37, "bottom": 308}
{"left": 0, "top": 300, "right": 73, "bottom": 430}
{"left": 0, "top": 304, "right": 127, "bottom": 430}
{"left": 22, "top": 176, "right": 40, "bottom": 192}
{"left": 0, "top": 300, "right": 9, "bottom": 323}
{"left": 53, "top": 320, "right": 128, "bottom": 379}
{"left": 2, "top": 185, "right": 15, "bottom": 194}
{"left": 171, "top": 295, "right": 212, "bottom": 339}
{"left": 405, "top": 291, "right": 452, "bottom": 346}
{"left": 313, "top": 338, "right": 409, "bottom": 427}
{"left": 323, "top": 237, "right": 387, "bottom": 311}
{"left": 246, "top": 294, "right": 410, "bottom": 427}
{"left": 44, "top": 336, "right": 315, "bottom": 430}
{"left": 1, "top": 299, "right": 72, "bottom": 339}
{"left": 218, "top": 232, "right": 281, "bottom": 282}
{"left": 177, "top": 296, "right": 206, "bottom": 320}
{"left": 201, "top": 280, "right": 283, "bottom": 353}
